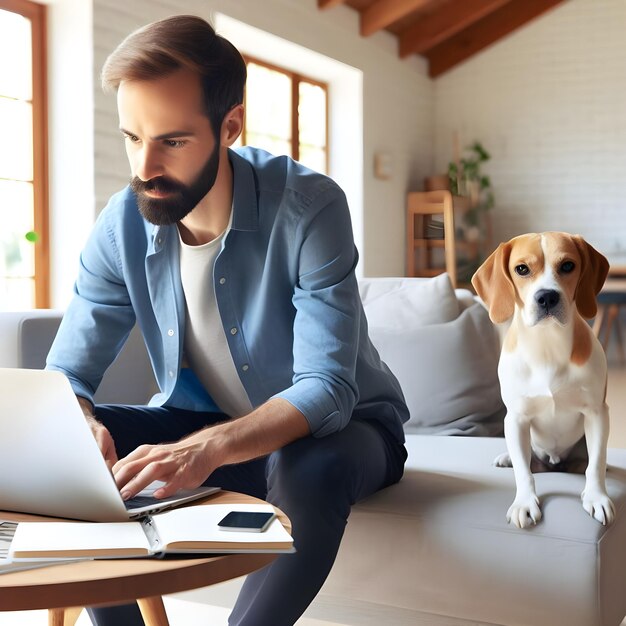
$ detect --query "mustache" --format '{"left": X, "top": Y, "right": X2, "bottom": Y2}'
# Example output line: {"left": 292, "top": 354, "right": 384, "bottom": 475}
{"left": 130, "top": 176, "right": 184, "bottom": 195}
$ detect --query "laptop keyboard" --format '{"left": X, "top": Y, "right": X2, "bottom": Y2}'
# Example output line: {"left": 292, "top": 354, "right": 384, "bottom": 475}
{"left": 124, "top": 493, "right": 185, "bottom": 510}
{"left": 124, "top": 495, "right": 162, "bottom": 509}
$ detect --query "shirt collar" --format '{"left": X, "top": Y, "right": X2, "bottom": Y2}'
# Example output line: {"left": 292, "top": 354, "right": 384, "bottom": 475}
{"left": 228, "top": 148, "right": 259, "bottom": 232}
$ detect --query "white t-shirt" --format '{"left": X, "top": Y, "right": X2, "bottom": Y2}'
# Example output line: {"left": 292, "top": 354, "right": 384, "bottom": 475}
{"left": 178, "top": 220, "right": 253, "bottom": 417}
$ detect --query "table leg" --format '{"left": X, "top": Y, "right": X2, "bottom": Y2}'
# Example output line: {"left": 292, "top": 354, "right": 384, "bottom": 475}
{"left": 138, "top": 596, "right": 169, "bottom": 626}
{"left": 48, "top": 607, "right": 83, "bottom": 626}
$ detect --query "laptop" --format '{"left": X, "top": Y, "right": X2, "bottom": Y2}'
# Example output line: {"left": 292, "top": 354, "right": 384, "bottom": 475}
{"left": 0, "top": 368, "right": 220, "bottom": 522}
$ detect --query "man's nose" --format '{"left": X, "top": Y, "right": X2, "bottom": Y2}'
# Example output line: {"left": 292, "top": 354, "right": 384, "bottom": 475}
{"left": 134, "top": 144, "right": 163, "bottom": 182}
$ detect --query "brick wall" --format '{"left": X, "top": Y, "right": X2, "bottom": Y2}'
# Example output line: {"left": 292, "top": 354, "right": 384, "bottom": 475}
{"left": 433, "top": 0, "right": 626, "bottom": 261}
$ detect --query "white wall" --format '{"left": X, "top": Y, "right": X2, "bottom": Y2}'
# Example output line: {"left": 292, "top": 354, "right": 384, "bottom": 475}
{"left": 46, "top": 0, "right": 94, "bottom": 307}
{"left": 433, "top": 0, "right": 626, "bottom": 259}
{"left": 91, "top": 0, "right": 432, "bottom": 281}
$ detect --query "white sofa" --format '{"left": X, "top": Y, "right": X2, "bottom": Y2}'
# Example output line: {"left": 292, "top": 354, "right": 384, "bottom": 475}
{"left": 2, "top": 275, "right": 626, "bottom": 626}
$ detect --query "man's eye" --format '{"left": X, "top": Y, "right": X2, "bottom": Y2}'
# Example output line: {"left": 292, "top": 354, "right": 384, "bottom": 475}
{"left": 164, "top": 139, "right": 186, "bottom": 148}
{"left": 560, "top": 261, "right": 575, "bottom": 273}
{"left": 124, "top": 134, "right": 140, "bottom": 143}
{"left": 514, "top": 264, "right": 530, "bottom": 276}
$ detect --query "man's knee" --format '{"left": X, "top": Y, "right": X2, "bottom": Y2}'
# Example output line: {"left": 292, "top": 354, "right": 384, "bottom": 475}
{"left": 267, "top": 436, "right": 357, "bottom": 507}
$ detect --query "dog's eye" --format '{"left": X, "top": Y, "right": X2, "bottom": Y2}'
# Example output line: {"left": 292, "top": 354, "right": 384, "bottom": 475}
{"left": 560, "top": 261, "right": 575, "bottom": 274}
{"left": 514, "top": 264, "right": 530, "bottom": 276}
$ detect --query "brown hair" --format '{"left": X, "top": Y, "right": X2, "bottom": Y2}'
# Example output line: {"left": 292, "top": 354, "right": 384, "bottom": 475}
{"left": 101, "top": 15, "right": 246, "bottom": 136}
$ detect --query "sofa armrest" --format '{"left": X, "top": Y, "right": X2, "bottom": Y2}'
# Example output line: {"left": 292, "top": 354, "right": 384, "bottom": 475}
{"left": 0, "top": 310, "right": 158, "bottom": 405}
{"left": 0, "top": 310, "right": 63, "bottom": 369}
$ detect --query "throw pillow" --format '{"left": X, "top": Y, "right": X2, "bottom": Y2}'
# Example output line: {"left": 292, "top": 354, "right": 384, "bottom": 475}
{"left": 367, "top": 301, "right": 505, "bottom": 436}
{"left": 359, "top": 273, "right": 460, "bottom": 330}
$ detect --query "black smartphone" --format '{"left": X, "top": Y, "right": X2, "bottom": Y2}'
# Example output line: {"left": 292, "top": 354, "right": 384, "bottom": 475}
{"left": 217, "top": 511, "right": 276, "bottom": 532}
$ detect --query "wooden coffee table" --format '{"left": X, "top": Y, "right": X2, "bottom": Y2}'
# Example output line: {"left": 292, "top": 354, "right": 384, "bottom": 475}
{"left": 0, "top": 491, "right": 291, "bottom": 626}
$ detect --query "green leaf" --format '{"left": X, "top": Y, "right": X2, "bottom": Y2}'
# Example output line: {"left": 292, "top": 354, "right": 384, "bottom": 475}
{"left": 25, "top": 231, "right": 39, "bottom": 243}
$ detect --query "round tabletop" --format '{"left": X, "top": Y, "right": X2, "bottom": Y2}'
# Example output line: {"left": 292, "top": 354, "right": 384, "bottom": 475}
{"left": 0, "top": 491, "right": 290, "bottom": 612}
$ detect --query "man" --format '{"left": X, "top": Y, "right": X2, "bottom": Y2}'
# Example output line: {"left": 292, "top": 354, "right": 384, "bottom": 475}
{"left": 47, "top": 14, "right": 408, "bottom": 626}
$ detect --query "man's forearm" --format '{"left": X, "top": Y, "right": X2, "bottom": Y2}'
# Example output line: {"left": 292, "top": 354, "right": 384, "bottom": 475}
{"left": 205, "top": 397, "right": 311, "bottom": 467}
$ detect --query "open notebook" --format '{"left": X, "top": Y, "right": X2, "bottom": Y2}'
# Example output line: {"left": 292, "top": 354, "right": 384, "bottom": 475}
{"left": 10, "top": 503, "right": 294, "bottom": 559}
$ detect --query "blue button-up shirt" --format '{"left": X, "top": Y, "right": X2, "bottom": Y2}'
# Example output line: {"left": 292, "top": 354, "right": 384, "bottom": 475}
{"left": 47, "top": 147, "right": 408, "bottom": 442}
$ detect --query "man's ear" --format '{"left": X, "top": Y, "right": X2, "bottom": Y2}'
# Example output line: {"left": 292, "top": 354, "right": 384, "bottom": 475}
{"left": 221, "top": 104, "right": 244, "bottom": 147}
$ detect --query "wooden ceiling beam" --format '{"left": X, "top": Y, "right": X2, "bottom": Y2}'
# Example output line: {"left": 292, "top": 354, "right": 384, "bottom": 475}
{"left": 426, "top": 0, "right": 565, "bottom": 78}
{"left": 361, "top": 0, "right": 432, "bottom": 37}
{"left": 399, "top": 0, "right": 511, "bottom": 58}
{"left": 317, "top": 0, "right": 347, "bottom": 9}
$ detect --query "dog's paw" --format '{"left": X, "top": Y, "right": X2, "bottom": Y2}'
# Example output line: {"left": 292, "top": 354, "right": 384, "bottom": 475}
{"left": 493, "top": 452, "right": 512, "bottom": 467}
{"left": 506, "top": 496, "right": 542, "bottom": 529}
{"left": 582, "top": 490, "right": 615, "bottom": 525}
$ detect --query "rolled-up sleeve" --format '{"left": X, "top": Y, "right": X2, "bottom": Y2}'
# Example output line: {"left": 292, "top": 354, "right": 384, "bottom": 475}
{"left": 272, "top": 186, "right": 361, "bottom": 437}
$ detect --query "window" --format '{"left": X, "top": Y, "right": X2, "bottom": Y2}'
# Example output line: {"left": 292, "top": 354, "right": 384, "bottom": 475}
{"left": 0, "top": 0, "right": 48, "bottom": 310}
{"left": 239, "top": 57, "right": 328, "bottom": 174}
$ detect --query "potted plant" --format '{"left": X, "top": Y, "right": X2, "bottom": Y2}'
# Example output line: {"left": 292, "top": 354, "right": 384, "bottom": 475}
{"left": 447, "top": 141, "right": 495, "bottom": 283}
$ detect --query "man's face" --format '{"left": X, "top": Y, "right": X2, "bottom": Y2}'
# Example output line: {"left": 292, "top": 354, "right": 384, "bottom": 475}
{"left": 117, "top": 68, "right": 220, "bottom": 225}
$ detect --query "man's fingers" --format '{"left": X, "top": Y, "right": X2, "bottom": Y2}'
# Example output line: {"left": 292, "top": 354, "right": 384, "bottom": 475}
{"left": 116, "top": 461, "right": 171, "bottom": 500}
{"left": 86, "top": 417, "right": 119, "bottom": 467}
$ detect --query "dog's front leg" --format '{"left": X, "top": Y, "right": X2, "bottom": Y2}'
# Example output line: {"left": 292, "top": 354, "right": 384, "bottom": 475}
{"left": 505, "top": 414, "right": 542, "bottom": 528}
{"left": 582, "top": 403, "right": 615, "bottom": 525}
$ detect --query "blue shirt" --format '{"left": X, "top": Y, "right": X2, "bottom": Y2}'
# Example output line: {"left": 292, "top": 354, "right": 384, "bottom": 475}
{"left": 47, "top": 147, "right": 409, "bottom": 442}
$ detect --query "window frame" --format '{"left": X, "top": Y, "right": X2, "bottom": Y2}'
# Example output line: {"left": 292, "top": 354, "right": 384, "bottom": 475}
{"left": 0, "top": 0, "right": 49, "bottom": 308}
{"left": 241, "top": 55, "right": 329, "bottom": 173}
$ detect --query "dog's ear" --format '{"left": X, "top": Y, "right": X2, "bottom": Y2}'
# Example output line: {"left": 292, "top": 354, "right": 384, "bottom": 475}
{"left": 572, "top": 236, "right": 609, "bottom": 319}
{"left": 471, "top": 241, "right": 515, "bottom": 323}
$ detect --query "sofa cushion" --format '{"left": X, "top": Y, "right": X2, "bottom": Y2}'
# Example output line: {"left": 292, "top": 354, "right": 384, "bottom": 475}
{"left": 365, "top": 295, "right": 505, "bottom": 436}
{"left": 323, "top": 435, "right": 626, "bottom": 626}
{"left": 359, "top": 273, "right": 460, "bottom": 330}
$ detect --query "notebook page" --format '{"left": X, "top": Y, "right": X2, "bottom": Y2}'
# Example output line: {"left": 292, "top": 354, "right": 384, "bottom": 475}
{"left": 153, "top": 503, "right": 293, "bottom": 550}
{"left": 11, "top": 521, "right": 152, "bottom": 558}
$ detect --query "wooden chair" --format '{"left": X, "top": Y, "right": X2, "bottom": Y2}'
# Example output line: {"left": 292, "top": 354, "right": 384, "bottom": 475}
{"left": 406, "top": 190, "right": 457, "bottom": 287}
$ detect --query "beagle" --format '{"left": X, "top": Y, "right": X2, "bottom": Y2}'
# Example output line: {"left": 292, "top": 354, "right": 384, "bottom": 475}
{"left": 472, "top": 232, "right": 614, "bottom": 528}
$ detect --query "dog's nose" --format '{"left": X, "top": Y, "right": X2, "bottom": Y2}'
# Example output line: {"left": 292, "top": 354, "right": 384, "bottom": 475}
{"left": 535, "top": 289, "right": 560, "bottom": 311}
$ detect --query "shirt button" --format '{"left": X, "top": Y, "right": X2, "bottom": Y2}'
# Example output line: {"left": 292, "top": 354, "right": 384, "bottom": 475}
{"left": 167, "top": 329, "right": 174, "bottom": 337}
{"left": 157, "top": 238, "right": 162, "bottom": 245}
{"left": 230, "top": 327, "right": 238, "bottom": 335}
{"left": 219, "top": 277, "right": 226, "bottom": 285}
{"left": 168, "top": 370, "right": 174, "bottom": 378}
{"left": 242, "top": 364, "right": 249, "bottom": 372}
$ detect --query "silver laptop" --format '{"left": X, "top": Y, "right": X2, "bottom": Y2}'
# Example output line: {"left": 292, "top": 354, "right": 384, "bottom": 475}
{"left": 0, "top": 368, "right": 220, "bottom": 522}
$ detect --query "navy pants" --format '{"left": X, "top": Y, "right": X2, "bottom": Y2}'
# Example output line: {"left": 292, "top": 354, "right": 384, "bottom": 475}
{"left": 87, "top": 405, "right": 406, "bottom": 626}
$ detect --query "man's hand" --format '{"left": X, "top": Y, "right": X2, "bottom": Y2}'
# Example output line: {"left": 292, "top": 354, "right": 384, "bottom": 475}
{"left": 113, "top": 427, "right": 224, "bottom": 500}
{"left": 77, "top": 396, "right": 118, "bottom": 469}
{"left": 112, "top": 398, "right": 311, "bottom": 501}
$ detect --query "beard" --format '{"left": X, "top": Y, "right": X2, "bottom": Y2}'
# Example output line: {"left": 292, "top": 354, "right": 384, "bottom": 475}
{"left": 130, "top": 143, "right": 220, "bottom": 226}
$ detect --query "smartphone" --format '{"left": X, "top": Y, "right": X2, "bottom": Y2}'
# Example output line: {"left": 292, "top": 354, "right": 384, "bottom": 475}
{"left": 217, "top": 511, "right": 276, "bottom": 532}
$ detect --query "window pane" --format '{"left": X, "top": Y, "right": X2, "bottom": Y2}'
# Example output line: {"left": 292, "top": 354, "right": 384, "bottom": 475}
{"left": 0, "top": 97, "right": 33, "bottom": 181}
{"left": 0, "top": 277, "right": 34, "bottom": 311}
{"left": 299, "top": 145, "right": 327, "bottom": 174}
{"left": 0, "top": 9, "right": 32, "bottom": 100}
{"left": 246, "top": 132, "right": 291, "bottom": 159}
{"left": 298, "top": 82, "right": 326, "bottom": 148}
{"left": 0, "top": 180, "right": 35, "bottom": 292}
{"left": 246, "top": 62, "right": 291, "bottom": 153}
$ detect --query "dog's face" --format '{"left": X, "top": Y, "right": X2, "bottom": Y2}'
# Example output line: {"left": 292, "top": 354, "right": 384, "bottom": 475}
{"left": 472, "top": 232, "right": 609, "bottom": 325}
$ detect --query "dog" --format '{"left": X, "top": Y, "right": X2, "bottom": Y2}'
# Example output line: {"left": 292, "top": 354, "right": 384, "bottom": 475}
{"left": 471, "top": 232, "right": 614, "bottom": 528}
